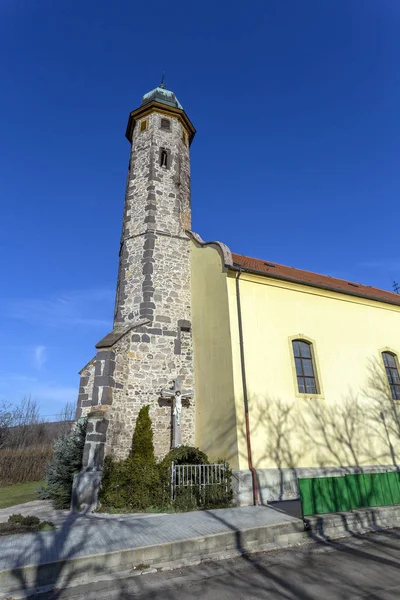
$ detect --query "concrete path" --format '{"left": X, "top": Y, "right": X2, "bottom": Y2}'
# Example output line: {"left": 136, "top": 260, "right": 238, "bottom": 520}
{"left": 0, "top": 505, "right": 305, "bottom": 596}
{"left": 0, "top": 505, "right": 300, "bottom": 572}
{"left": 0, "top": 500, "right": 70, "bottom": 527}
{"left": 50, "top": 529, "right": 400, "bottom": 600}
{"left": 0, "top": 500, "right": 163, "bottom": 528}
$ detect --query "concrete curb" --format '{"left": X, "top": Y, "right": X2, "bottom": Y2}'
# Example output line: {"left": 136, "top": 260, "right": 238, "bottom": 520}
{"left": 0, "top": 519, "right": 307, "bottom": 596}
{"left": 305, "top": 505, "right": 400, "bottom": 540}
{"left": 3, "top": 505, "right": 400, "bottom": 598}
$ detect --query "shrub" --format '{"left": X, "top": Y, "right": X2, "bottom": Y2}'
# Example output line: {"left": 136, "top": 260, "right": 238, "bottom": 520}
{"left": 131, "top": 405, "right": 155, "bottom": 463}
{"left": 0, "top": 514, "right": 55, "bottom": 536}
{"left": 171, "top": 457, "right": 233, "bottom": 511}
{"left": 100, "top": 406, "right": 159, "bottom": 511}
{"left": 0, "top": 446, "right": 53, "bottom": 485}
{"left": 99, "top": 456, "right": 161, "bottom": 511}
{"left": 100, "top": 444, "right": 232, "bottom": 512}
{"left": 157, "top": 445, "right": 209, "bottom": 507}
{"left": 39, "top": 419, "right": 87, "bottom": 509}
{"left": 8, "top": 514, "right": 40, "bottom": 526}
{"left": 99, "top": 409, "right": 232, "bottom": 513}
{"left": 161, "top": 445, "right": 209, "bottom": 467}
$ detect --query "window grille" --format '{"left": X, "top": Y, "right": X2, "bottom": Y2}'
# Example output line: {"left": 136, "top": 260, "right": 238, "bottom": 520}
{"left": 292, "top": 340, "right": 318, "bottom": 394}
{"left": 382, "top": 352, "right": 400, "bottom": 400}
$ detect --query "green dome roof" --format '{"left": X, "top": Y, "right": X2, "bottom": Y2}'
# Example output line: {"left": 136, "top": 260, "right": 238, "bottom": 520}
{"left": 141, "top": 84, "right": 183, "bottom": 110}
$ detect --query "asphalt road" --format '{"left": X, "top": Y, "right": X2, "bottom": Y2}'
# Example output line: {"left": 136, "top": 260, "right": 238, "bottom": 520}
{"left": 41, "top": 530, "right": 400, "bottom": 600}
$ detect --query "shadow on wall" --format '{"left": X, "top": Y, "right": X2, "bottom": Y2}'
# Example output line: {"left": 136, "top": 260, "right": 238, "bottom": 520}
{"left": 5, "top": 357, "right": 400, "bottom": 597}
{"left": 199, "top": 356, "right": 400, "bottom": 507}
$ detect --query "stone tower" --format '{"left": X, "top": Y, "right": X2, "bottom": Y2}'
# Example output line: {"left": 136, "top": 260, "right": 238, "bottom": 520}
{"left": 76, "top": 83, "right": 196, "bottom": 467}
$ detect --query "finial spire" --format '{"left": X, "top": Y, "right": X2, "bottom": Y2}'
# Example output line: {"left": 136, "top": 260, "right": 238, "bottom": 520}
{"left": 160, "top": 72, "right": 165, "bottom": 89}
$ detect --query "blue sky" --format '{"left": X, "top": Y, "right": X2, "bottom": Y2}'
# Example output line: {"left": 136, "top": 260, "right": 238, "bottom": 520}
{"left": 1, "top": 0, "right": 399, "bottom": 417}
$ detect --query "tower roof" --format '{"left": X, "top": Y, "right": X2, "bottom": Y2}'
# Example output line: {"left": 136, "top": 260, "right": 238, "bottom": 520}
{"left": 141, "top": 82, "right": 183, "bottom": 110}
{"left": 126, "top": 79, "right": 195, "bottom": 144}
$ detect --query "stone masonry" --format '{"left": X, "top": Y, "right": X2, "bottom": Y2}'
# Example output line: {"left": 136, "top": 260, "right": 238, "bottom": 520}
{"left": 76, "top": 86, "right": 196, "bottom": 462}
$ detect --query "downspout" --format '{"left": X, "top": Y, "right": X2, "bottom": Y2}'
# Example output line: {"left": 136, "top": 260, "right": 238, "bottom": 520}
{"left": 235, "top": 270, "right": 259, "bottom": 505}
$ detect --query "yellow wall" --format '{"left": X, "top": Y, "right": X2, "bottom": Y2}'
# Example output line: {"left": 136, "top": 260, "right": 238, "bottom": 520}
{"left": 190, "top": 241, "right": 240, "bottom": 467}
{"left": 227, "top": 272, "right": 400, "bottom": 471}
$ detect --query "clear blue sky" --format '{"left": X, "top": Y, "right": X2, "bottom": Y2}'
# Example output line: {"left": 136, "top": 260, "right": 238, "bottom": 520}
{"left": 1, "top": 0, "right": 399, "bottom": 417}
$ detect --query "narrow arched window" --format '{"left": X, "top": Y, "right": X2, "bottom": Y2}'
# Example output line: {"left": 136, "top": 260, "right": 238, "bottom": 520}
{"left": 292, "top": 340, "right": 318, "bottom": 394}
{"left": 160, "top": 149, "right": 168, "bottom": 167}
{"left": 382, "top": 352, "right": 400, "bottom": 400}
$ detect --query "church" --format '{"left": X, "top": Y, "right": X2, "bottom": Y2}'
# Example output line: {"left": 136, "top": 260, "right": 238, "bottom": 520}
{"left": 75, "top": 82, "right": 400, "bottom": 508}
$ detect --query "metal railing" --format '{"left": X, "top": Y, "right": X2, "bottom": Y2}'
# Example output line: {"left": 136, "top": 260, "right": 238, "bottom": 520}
{"left": 171, "top": 461, "right": 229, "bottom": 502}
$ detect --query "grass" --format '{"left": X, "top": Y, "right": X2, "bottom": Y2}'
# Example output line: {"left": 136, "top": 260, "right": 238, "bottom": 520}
{"left": 0, "top": 481, "right": 43, "bottom": 509}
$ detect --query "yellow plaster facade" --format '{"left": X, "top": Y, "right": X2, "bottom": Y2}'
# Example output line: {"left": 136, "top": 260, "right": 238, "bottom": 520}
{"left": 191, "top": 236, "right": 400, "bottom": 484}
{"left": 191, "top": 242, "right": 240, "bottom": 467}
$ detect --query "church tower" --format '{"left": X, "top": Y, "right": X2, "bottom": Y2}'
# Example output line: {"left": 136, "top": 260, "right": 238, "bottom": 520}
{"left": 76, "top": 82, "right": 196, "bottom": 464}
{"left": 114, "top": 82, "right": 195, "bottom": 326}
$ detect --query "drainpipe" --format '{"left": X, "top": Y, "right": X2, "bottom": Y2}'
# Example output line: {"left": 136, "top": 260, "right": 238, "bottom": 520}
{"left": 235, "top": 270, "right": 259, "bottom": 506}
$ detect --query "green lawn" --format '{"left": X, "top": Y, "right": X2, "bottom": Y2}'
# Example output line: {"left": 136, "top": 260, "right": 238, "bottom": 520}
{"left": 0, "top": 481, "right": 43, "bottom": 509}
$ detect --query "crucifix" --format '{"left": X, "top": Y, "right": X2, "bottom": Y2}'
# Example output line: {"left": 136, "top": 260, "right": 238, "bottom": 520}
{"left": 160, "top": 379, "right": 193, "bottom": 448}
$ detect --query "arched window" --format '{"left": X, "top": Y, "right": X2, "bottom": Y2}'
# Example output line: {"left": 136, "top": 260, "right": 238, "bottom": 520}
{"left": 382, "top": 352, "right": 400, "bottom": 400}
{"left": 292, "top": 340, "right": 318, "bottom": 394}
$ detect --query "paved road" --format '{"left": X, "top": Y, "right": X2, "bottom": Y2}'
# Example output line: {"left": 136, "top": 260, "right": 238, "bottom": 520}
{"left": 41, "top": 529, "right": 400, "bottom": 600}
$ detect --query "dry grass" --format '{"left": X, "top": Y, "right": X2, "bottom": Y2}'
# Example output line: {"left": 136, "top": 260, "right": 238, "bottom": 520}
{"left": 0, "top": 446, "right": 53, "bottom": 485}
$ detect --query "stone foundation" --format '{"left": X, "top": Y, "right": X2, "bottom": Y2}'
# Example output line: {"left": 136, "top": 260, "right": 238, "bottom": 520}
{"left": 232, "top": 464, "right": 400, "bottom": 506}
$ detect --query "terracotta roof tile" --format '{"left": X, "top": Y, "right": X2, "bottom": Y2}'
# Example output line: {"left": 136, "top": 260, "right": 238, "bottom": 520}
{"left": 232, "top": 253, "right": 400, "bottom": 307}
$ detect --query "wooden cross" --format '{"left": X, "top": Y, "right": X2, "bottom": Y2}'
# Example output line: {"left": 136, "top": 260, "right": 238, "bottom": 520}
{"left": 160, "top": 379, "right": 193, "bottom": 448}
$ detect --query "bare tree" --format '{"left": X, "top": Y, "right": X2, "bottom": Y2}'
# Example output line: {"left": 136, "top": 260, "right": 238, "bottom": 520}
{"left": 9, "top": 396, "right": 43, "bottom": 448}
{"left": 0, "top": 400, "right": 14, "bottom": 449}
{"left": 55, "top": 401, "right": 75, "bottom": 437}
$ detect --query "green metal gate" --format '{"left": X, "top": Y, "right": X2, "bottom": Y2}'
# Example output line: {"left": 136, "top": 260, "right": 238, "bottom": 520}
{"left": 298, "top": 471, "right": 400, "bottom": 517}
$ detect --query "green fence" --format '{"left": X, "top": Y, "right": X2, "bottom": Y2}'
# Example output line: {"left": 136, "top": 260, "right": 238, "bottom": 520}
{"left": 298, "top": 471, "right": 400, "bottom": 517}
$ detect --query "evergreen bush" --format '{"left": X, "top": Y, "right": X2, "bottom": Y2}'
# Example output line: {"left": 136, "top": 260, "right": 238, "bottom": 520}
{"left": 99, "top": 410, "right": 232, "bottom": 513}
{"left": 99, "top": 455, "right": 161, "bottom": 510}
{"left": 157, "top": 445, "right": 209, "bottom": 507}
{"left": 99, "top": 405, "right": 161, "bottom": 510}
{"left": 131, "top": 405, "right": 155, "bottom": 463}
{"left": 39, "top": 419, "right": 87, "bottom": 509}
{"left": 160, "top": 445, "right": 209, "bottom": 467}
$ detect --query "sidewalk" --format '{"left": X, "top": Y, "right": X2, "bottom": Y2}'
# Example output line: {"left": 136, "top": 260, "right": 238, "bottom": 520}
{"left": 0, "top": 504, "right": 306, "bottom": 596}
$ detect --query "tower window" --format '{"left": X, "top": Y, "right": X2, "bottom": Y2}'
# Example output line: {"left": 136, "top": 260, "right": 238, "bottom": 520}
{"left": 292, "top": 340, "right": 319, "bottom": 394}
{"left": 160, "top": 118, "right": 171, "bottom": 131}
{"left": 140, "top": 119, "right": 148, "bottom": 132}
{"left": 160, "top": 148, "right": 169, "bottom": 168}
{"left": 382, "top": 352, "right": 400, "bottom": 400}
{"left": 182, "top": 131, "right": 188, "bottom": 146}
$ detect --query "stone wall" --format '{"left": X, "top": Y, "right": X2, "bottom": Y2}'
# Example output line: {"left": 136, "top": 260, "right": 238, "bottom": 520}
{"left": 114, "top": 110, "right": 191, "bottom": 325}
{"left": 75, "top": 358, "right": 95, "bottom": 419}
{"left": 77, "top": 99, "right": 196, "bottom": 461}
{"left": 106, "top": 321, "right": 195, "bottom": 460}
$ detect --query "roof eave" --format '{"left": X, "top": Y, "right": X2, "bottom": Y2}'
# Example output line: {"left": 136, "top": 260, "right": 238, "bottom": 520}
{"left": 125, "top": 101, "right": 196, "bottom": 145}
{"left": 229, "top": 264, "right": 400, "bottom": 309}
